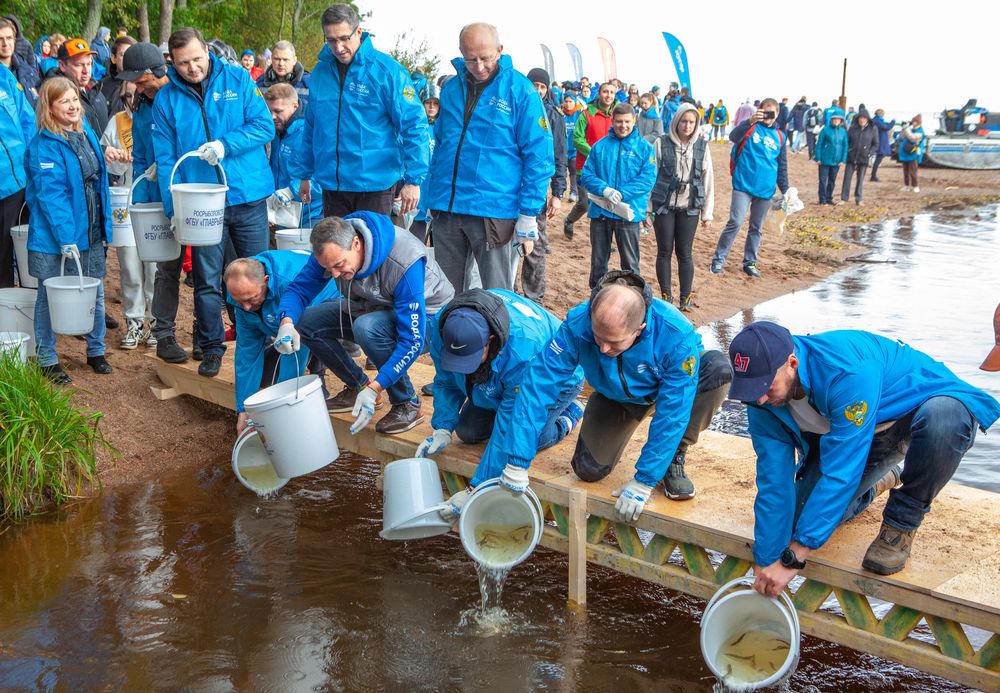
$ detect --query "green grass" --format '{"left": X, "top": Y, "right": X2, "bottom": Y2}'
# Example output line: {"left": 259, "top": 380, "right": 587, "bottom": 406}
{"left": 0, "top": 351, "right": 115, "bottom": 525}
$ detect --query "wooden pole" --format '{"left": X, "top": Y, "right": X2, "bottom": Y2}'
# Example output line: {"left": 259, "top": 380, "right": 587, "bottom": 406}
{"left": 839, "top": 58, "right": 847, "bottom": 111}
{"left": 568, "top": 488, "right": 588, "bottom": 606}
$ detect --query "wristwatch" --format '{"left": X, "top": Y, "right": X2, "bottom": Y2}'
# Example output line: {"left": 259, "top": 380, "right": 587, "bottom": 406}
{"left": 780, "top": 547, "right": 806, "bottom": 570}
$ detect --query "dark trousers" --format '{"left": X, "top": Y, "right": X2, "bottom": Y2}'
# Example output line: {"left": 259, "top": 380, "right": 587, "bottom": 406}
{"left": 870, "top": 154, "right": 885, "bottom": 180}
{"left": 409, "top": 219, "right": 428, "bottom": 244}
{"left": 0, "top": 188, "right": 26, "bottom": 288}
{"left": 520, "top": 207, "right": 548, "bottom": 301}
{"left": 571, "top": 350, "right": 733, "bottom": 482}
{"left": 841, "top": 163, "right": 867, "bottom": 202}
{"left": 902, "top": 160, "right": 919, "bottom": 188}
{"left": 818, "top": 164, "right": 840, "bottom": 204}
{"left": 151, "top": 251, "right": 185, "bottom": 340}
{"left": 653, "top": 209, "right": 699, "bottom": 300}
{"left": 589, "top": 216, "right": 640, "bottom": 289}
{"left": 322, "top": 188, "right": 394, "bottom": 218}
{"left": 566, "top": 162, "right": 579, "bottom": 198}
{"left": 565, "top": 177, "right": 589, "bottom": 226}
{"left": 806, "top": 131, "right": 818, "bottom": 159}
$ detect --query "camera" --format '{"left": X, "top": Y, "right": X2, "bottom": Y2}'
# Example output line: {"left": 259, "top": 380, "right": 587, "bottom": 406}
{"left": 763, "top": 110, "right": 776, "bottom": 119}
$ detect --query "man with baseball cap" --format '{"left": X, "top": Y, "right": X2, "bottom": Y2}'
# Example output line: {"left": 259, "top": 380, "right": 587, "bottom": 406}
{"left": 728, "top": 321, "right": 1000, "bottom": 590}
{"left": 416, "top": 288, "right": 583, "bottom": 521}
{"left": 46, "top": 38, "right": 109, "bottom": 135}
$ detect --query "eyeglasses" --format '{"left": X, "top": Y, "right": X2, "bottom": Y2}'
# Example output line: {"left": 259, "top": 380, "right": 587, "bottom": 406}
{"left": 325, "top": 29, "right": 357, "bottom": 47}
{"left": 463, "top": 54, "right": 498, "bottom": 68}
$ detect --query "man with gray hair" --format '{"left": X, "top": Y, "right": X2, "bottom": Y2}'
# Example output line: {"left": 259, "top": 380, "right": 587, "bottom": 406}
{"left": 276, "top": 211, "right": 454, "bottom": 434}
{"left": 291, "top": 3, "right": 429, "bottom": 220}
{"left": 425, "top": 22, "right": 554, "bottom": 292}
{"left": 255, "top": 39, "right": 310, "bottom": 104}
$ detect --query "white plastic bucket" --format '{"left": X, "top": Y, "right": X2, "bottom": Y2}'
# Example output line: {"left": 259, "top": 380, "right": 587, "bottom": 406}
{"left": 0, "top": 331, "right": 29, "bottom": 364}
{"left": 243, "top": 374, "right": 339, "bottom": 478}
{"left": 380, "top": 457, "right": 452, "bottom": 540}
{"left": 9, "top": 224, "right": 36, "bottom": 288}
{"left": 274, "top": 228, "right": 311, "bottom": 251}
{"left": 700, "top": 577, "right": 801, "bottom": 690}
{"left": 0, "top": 288, "right": 36, "bottom": 355}
{"left": 169, "top": 150, "right": 229, "bottom": 247}
{"left": 42, "top": 252, "right": 101, "bottom": 336}
{"left": 109, "top": 186, "right": 135, "bottom": 247}
{"left": 231, "top": 426, "right": 289, "bottom": 496}
{"left": 129, "top": 172, "right": 181, "bottom": 262}
{"left": 458, "top": 478, "right": 543, "bottom": 570}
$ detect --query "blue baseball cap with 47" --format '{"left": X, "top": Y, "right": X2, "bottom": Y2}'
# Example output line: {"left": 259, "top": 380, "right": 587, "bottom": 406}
{"left": 727, "top": 321, "right": 795, "bottom": 402}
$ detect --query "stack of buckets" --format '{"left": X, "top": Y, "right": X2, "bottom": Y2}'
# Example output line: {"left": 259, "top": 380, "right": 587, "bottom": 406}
{"left": 4, "top": 216, "right": 36, "bottom": 362}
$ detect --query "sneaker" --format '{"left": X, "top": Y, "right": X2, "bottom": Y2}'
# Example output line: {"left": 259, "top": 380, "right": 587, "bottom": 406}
{"left": 41, "top": 363, "right": 72, "bottom": 385}
{"left": 870, "top": 177, "right": 881, "bottom": 182}
{"left": 911, "top": 187, "right": 920, "bottom": 193}
{"left": 156, "top": 335, "right": 190, "bottom": 364}
{"left": 86, "top": 355, "right": 113, "bottom": 374}
{"left": 420, "top": 382, "right": 434, "bottom": 396}
{"left": 326, "top": 384, "right": 384, "bottom": 413}
{"left": 900, "top": 185, "right": 911, "bottom": 192}
{"left": 376, "top": 399, "right": 425, "bottom": 434}
{"left": 873, "top": 465, "right": 902, "bottom": 499}
{"left": 661, "top": 292, "right": 673, "bottom": 305}
{"left": 184, "top": 272, "right": 194, "bottom": 288}
{"left": 568, "top": 193, "right": 578, "bottom": 203}
{"left": 743, "top": 263, "right": 762, "bottom": 278}
{"left": 710, "top": 260, "right": 723, "bottom": 274}
{"left": 198, "top": 352, "right": 222, "bottom": 377}
{"left": 663, "top": 451, "right": 695, "bottom": 500}
{"left": 563, "top": 220, "right": 574, "bottom": 239}
{"left": 862, "top": 522, "right": 917, "bottom": 575}
{"left": 141, "top": 323, "right": 157, "bottom": 348}
{"left": 679, "top": 294, "right": 694, "bottom": 312}
{"left": 120, "top": 319, "right": 143, "bottom": 350}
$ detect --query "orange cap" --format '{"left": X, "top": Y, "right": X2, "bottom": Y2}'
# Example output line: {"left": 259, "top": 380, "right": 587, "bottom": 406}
{"left": 57, "top": 38, "right": 97, "bottom": 61}
{"left": 980, "top": 303, "right": 1000, "bottom": 371}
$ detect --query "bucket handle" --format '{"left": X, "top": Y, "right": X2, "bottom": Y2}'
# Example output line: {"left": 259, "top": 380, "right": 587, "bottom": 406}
{"left": 473, "top": 477, "right": 544, "bottom": 519}
{"left": 704, "top": 577, "right": 800, "bottom": 641}
{"left": 169, "top": 150, "right": 229, "bottom": 192}
{"left": 128, "top": 171, "right": 150, "bottom": 207}
{"left": 58, "top": 248, "right": 87, "bottom": 292}
{"left": 16, "top": 201, "right": 27, "bottom": 226}
{"left": 270, "top": 339, "right": 302, "bottom": 401}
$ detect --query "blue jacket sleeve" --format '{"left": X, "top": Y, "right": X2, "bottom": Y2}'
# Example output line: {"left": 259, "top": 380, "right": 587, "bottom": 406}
{"left": 471, "top": 382, "right": 518, "bottom": 487}
{"left": 288, "top": 97, "right": 315, "bottom": 181}
{"left": 515, "top": 88, "right": 556, "bottom": 216}
{"left": 748, "top": 407, "right": 799, "bottom": 566}
{"left": 385, "top": 65, "right": 430, "bottom": 186}
{"left": 373, "top": 260, "right": 426, "bottom": 391}
{"left": 277, "top": 254, "right": 328, "bottom": 324}
{"left": 234, "top": 308, "right": 266, "bottom": 413}
{"left": 728, "top": 120, "right": 752, "bottom": 144}
{"left": 219, "top": 72, "right": 277, "bottom": 157}
{"left": 579, "top": 143, "right": 607, "bottom": 198}
{"left": 776, "top": 140, "right": 789, "bottom": 193}
{"left": 15, "top": 85, "right": 35, "bottom": 144}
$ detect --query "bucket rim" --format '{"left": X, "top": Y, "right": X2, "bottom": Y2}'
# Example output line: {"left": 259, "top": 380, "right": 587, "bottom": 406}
{"left": 170, "top": 182, "right": 230, "bottom": 193}
{"left": 42, "top": 276, "right": 102, "bottom": 290}
{"left": 231, "top": 428, "right": 289, "bottom": 494}
{"left": 243, "top": 374, "right": 323, "bottom": 412}
{"left": 0, "top": 331, "right": 30, "bottom": 344}
{"left": 458, "top": 479, "right": 543, "bottom": 569}
{"left": 0, "top": 287, "right": 38, "bottom": 303}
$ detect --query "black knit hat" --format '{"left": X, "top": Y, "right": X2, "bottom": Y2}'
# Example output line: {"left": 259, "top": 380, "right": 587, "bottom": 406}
{"left": 526, "top": 67, "right": 550, "bottom": 86}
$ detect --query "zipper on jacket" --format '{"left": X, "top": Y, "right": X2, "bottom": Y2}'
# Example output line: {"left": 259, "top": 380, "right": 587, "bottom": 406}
{"left": 616, "top": 354, "right": 635, "bottom": 400}
{"left": 334, "top": 61, "right": 352, "bottom": 191}
{"left": 0, "top": 139, "right": 21, "bottom": 189}
{"left": 448, "top": 78, "right": 487, "bottom": 212}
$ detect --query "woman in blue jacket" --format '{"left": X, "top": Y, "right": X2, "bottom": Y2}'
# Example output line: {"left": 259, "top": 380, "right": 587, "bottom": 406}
{"left": 25, "top": 77, "right": 113, "bottom": 384}
{"left": 869, "top": 109, "right": 895, "bottom": 182}
{"left": 897, "top": 114, "right": 925, "bottom": 193}
{"left": 814, "top": 109, "right": 848, "bottom": 205}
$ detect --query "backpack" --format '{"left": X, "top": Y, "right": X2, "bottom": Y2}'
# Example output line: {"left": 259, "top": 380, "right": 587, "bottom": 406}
{"left": 730, "top": 123, "right": 785, "bottom": 175}
{"left": 806, "top": 108, "right": 819, "bottom": 129}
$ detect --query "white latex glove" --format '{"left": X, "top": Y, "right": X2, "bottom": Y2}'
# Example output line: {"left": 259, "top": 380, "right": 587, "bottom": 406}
{"left": 275, "top": 187, "right": 294, "bottom": 206}
{"left": 500, "top": 463, "right": 530, "bottom": 494}
{"left": 350, "top": 386, "right": 379, "bottom": 434}
{"left": 61, "top": 244, "right": 79, "bottom": 258}
{"left": 603, "top": 187, "right": 623, "bottom": 205}
{"left": 198, "top": 140, "right": 226, "bottom": 166}
{"left": 439, "top": 488, "right": 472, "bottom": 523}
{"left": 144, "top": 162, "right": 158, "bottom": 182}
{"left": 514, "top": 214, "right": 538, "bottom": 241}
{"left": 612, "top": 478, "right": 654, "bottom": 523}
{"left": 416, "top": 428, "right": 451, "bottom": 458}
{"left": 274, "top": 322, "right": 300, "bottom": 354}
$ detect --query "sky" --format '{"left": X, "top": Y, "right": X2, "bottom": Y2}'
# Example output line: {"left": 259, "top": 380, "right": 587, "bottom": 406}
{"left": 364, "top": 0, "right": 1000, "bottom": 122}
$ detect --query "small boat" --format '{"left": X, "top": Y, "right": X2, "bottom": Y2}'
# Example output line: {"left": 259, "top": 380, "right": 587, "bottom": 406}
{"left": 924, "top": 99, "right": 1000, "bottom": 170}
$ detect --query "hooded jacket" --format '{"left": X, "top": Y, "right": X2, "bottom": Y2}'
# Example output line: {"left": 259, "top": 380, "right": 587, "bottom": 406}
{"left": 872, "top": 114, "right": 896, "bottom": 156}
{"left": 747, "top": 330, "right": 1000, "bottom": 567}
{"left": 651, "top": 102, "right": 715, "bottom": 220}
{"left": 846, "top": 112, "right": 879, "bottom": 165}
{"left": 429, "top": 289, "right": 583, "bottom": 486}
{"left": 580, "top": 124, "right": 656, "bottom": 222}
{"left": 151, "top": 53, "right": 276, "bottom": 218}
{"left": 291, "top": 36, "right": 429, "bottom": 194}
{"left": 637, "top": 106, "right": 664, "bottom": 144}
{"left": 427, "top": 54, "right": 554, "bottom": 219}
{"left": 0, "top": 65, "right": 35, "bottom": 199}
{"left": 3, "top": 51, "right": 39, "bottom": 105}
{"left": 572, "top": 99, "right": 616, "bottom": 170}
{"left": 815, "top": 109, "right": 848, "bottom": 166}
{"left": 897, "top": 122, "right": 925, "bottom": 163}
{"left": 541, "top": 91, "right": 567, "bottom": 200}
{"left": 710, "top": 104, "right": 728, "bottom": 126}
{"left": 256, "top": 62, "right": 310, "bottom": 103}
{"left": 269, "top": 108, "right": 324, "bottom": 225}
{"left": 130, "top": 95, "right": 160, "bottom": 203}
{"left": 278, "top": 211, "right": 454, "bottom": 392}
{"left": 729, "top": 118, "right": 789, "bottom": 198}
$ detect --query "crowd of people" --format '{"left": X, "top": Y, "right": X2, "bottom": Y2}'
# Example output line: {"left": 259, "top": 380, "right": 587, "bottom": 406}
{"left": 1, "top": 7, "right": 994, "bottom": 592}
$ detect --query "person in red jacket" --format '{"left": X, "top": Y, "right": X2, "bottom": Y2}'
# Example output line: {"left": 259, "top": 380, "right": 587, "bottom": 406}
{"left": 562, "top": 81, "right": 617, "bottom": 239}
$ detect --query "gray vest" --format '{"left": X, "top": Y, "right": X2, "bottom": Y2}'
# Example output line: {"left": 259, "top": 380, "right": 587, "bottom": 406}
{"left": 649, "top": 136, "right": 706, "bottom": 216}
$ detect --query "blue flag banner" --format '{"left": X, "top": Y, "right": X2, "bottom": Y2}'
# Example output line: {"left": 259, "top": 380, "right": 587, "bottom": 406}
{"left": 540, "top": 44, "right": 555, "bottom": 84}
{"left": 661, "top": 32, "right": 691, "bottom": 95}
{"left": 566, "top": 43, "right": 583, "bottom": 81}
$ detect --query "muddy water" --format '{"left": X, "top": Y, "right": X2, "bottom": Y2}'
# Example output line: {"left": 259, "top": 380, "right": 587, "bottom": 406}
{"left": 703, "top": 205, "right": 1000, "bottom": 493}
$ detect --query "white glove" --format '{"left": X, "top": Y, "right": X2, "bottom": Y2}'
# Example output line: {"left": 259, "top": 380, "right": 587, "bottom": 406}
{"left": 275, "top": 187, "right": 294, "bottom": 206}
{"left": 439, "top": 488, "right": 472, "bottom": 523}
{"left": 198, "top": 140, "right": 225, "bottom": 166}
{"left": 416, "top": 428, "right": 451, "bottom": 458}
{"left": 60, "top": 244, "right": 79, "bottom": 258}
{"left": 350, "top": 386, "right": 379, "bottom": 434}
{"left": 144, "top": 162, "right": 158, "bottom": 182}
{"left": 274, "top": 322, "right": 300, "bottom": 354}
{"left": 514, "top": 214, "right": 538, "bottom": 241}
{"left": 603, "top": 187, "right": 623, "bottom": 205}
{"left": 612, "top": 478, "right": 654, "bottom": 523}
{"left": 500, "top": 463, "right": 530, "bottom": 494}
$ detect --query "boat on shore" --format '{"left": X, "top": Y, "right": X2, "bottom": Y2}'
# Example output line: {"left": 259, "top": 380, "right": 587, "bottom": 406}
{"left": 923, "top": 99, "right": 1000, "bottom": 170}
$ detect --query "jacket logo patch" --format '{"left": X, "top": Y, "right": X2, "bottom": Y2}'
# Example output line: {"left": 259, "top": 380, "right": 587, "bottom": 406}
{"left": 844, "top": 401, "right": 868, "bottom": 427}
{"left": 733, "top": 353, "right": 750, "bottom": 373}
{"left": 548, "top": 336, "right": 566, "bottom": 356}
{"left": 403, "top": 86, "right": 415, "bottom": 101}
{"left": 40, "top": 162, "right": 54, "bottom": 170}
{"left": 488, "top": 95, "right": 511, "bottom": 115}
{"left": 348, "top": 82, "right": 370, "bottom": 96}
{"left": 538, "top": 116, "right": 549, "bottom": 131}
{"left": 681, "top": 355, "right": 696, "bottom": 377}
{"left": 254, "top": 88, "right": 263, "bottom": 98}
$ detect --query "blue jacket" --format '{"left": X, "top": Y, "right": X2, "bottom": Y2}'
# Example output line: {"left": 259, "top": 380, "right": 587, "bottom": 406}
{"left": 0, "top": 66, "right": 35, "bottom": 198}
{"left": 427, "top": 55, "right": 555, "bottom": 219}
{"left": 291, "top": 36, "right": 430, "bottom": 193}
{"left": 414, "top": 129, "right": 436, "bottom": 223}
{"left": 661, "top": 96, "right": 680, "bottom": 129}
{"left": 580, "top": 126, "right": 656, "bottom": 222}
{"left": 564, "top": 108, "right": 580, "bottom": 155}
{"left": 872, "top": 115, "right": 896, "bottom": 156}
{"left": 429, "top": 289, "right": 583, "bottom": 486}
{"left": 130, "top": 97, "right": 160, "bottom": 203}
{"left": 151, "top": 53, "right": 276, "bottom": 218}
{"left": 747, "top": 330, "right": 1000, "bottom": 567}
{"left": 729, "top": 120, "right": 789, "bottom": 199}
{"left": 24, "top": 125, "right": 112, "bottom": 253}
{"left": 510, "top": 299, "right": 703, "bottom": 486}
{"left": 269, "top": 110, "right": 324, "bottom": 226}
{"left": 897, "top": 126, "right": 925, "bottom": 164}
{"left": 4, "top": 53, "right": 39, "bottom": 106}
{"left": 227, "top": 250, "right": 340, "bottom": 412}
{"left": 815, "top": 112, "right": 848, "bottom": 166}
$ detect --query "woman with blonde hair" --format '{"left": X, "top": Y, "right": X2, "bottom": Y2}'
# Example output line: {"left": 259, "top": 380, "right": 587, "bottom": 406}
{"left": 25, "top": 77, "right": 113, "bottom": 384}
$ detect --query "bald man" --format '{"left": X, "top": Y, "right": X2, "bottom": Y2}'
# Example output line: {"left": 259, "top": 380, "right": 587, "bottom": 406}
{"left": 501, "top": 270, "right": 733, "bottom": 522}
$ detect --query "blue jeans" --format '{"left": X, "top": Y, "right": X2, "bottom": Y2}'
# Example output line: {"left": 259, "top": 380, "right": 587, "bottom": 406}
{"left": 712, "top": 189, "right": 771, "bottom": 268}
{"left": 192, "top": 199, "right": 268, "bottom": 356}
{"left": 467, "top": 380, "right": 584, "bottom": 487}
{"left": 297, "top": 299, "right": 425, "bottom": 406}
{"left": 794, "top": 396, "right": 977, "bottom": 533}
{"left": 29, "top": 249, "right": 106, "bottom": 367}
{"left": 817, "top": 164, "right": 839, "bottom": 204}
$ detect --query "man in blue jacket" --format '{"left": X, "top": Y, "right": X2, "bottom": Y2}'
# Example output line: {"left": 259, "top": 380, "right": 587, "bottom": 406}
{"left": 580, "top": 103, "right": 656, "bottom": 289}
{"left": 727, "top": 322, "right": 1000, "bottom": 591}
{"left": 152, "top": 28, "right": 276, "bottom": 378}
{"left": 869, "top": 109, "right": 896, "bottom": 182}
{"left": 291, "top": 4, "right": 429, "bottom": 220}
{"left": 711, "top": 97, "right": 789, "bottom": 278}
{"left": 426, "top": 22, "right": 554, "bottom": 293}
{"left": 264, "top": 83, "right": 323, "bottom": 228}
{"left": 0, "top": 18, "right": 39, "bottom": 105}
{"left": 276, "top": 211, "right": 454, "bottom": 434}
{"left": 501, "top": 271, "right": 733, "bottom": 521}
{"left": 0, "top": 60, "right": 34, "bottom": 288}
{"left": 417, "top": 288, "right": 584, "bottom": 519}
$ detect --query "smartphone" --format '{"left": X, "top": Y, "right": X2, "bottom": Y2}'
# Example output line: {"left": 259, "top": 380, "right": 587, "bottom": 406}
{"left": 515, "top": 243, "right": 527, "bottom": 258}
{"left": 763, "top": 110, "right": 776, "bottom": 119}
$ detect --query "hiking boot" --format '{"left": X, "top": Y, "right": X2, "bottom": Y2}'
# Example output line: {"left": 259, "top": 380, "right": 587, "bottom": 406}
{"left": 105, "top": 314, "right": 120, "bottom": 330}
{"left": 376, "top": 399, "right": 425, "bottom": 434}
{"left": 184, "top": 272, "right": 194, "bottom": 288}
{"left": 873, "top": 465, "right": 902, "bottom": 499}
{"left": 663, "top": 450, "right": 695, "bottom": 500}
{"left": 679, "top": 294, "right": 694, "bottom": 312}
{"left": 87, "top": 355, "right": 113, "bottom": 374}
{"left": 743, "top": 262, "right": 762, "bottom": 278}
{"left": 120, "top": 319, "right": 143, "bottom": 350}
{"left": 662, "top": 292, "right": 673, "bottom": 305}
{"left": 563, "top": 220, "right": 574, "bottom": 239}
{"left": 192, "top": 321, "right": 202, "bottom": 361}
{"left": 420, "top": 382, "right": 434, "bottom": 396}
{"left": 156, "top": 335, "right": 190, "bottom": 363}
{"left": 862, "top": 522, "right": 917, "bottom": 575}
{"left": 326, "top": 384, "right": 384, "bottom": 413}
{"left": 710, "top": 260, "right": 723, "bottom": 274}
{"left": 41, "top": 363, "right": 72, "bottom": 385}
{"left": 198, "top": 352, "right": 222, "bottom": 377}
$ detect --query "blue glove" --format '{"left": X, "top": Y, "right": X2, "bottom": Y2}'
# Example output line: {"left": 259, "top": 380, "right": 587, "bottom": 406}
{"left": 500, "top": 463, "right": 530, "bottom": 494}
{"left": 612, "top": 478, "right": 654, "bottom": 523}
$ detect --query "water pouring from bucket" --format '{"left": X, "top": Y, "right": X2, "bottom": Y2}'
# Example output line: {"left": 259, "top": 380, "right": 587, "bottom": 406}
{"left": 459, "top": 479, "right": 543, "bottom": 571}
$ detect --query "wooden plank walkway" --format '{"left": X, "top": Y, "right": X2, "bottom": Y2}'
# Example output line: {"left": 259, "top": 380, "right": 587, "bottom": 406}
{"left": 147, "top": 352, "right": 1000, "bottom": 690}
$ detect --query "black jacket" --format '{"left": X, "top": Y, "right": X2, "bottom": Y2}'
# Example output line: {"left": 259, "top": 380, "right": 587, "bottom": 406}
{"left": 542, "top": 94, "right": 566, "bottom": 199}
{"left": 846, "top": 120, "right": 879, "bottom": 165}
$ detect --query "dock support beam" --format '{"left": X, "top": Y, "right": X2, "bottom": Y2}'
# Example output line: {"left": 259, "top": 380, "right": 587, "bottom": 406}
{"left": 568, "top": 488, "right": 588, "bottom": 606}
